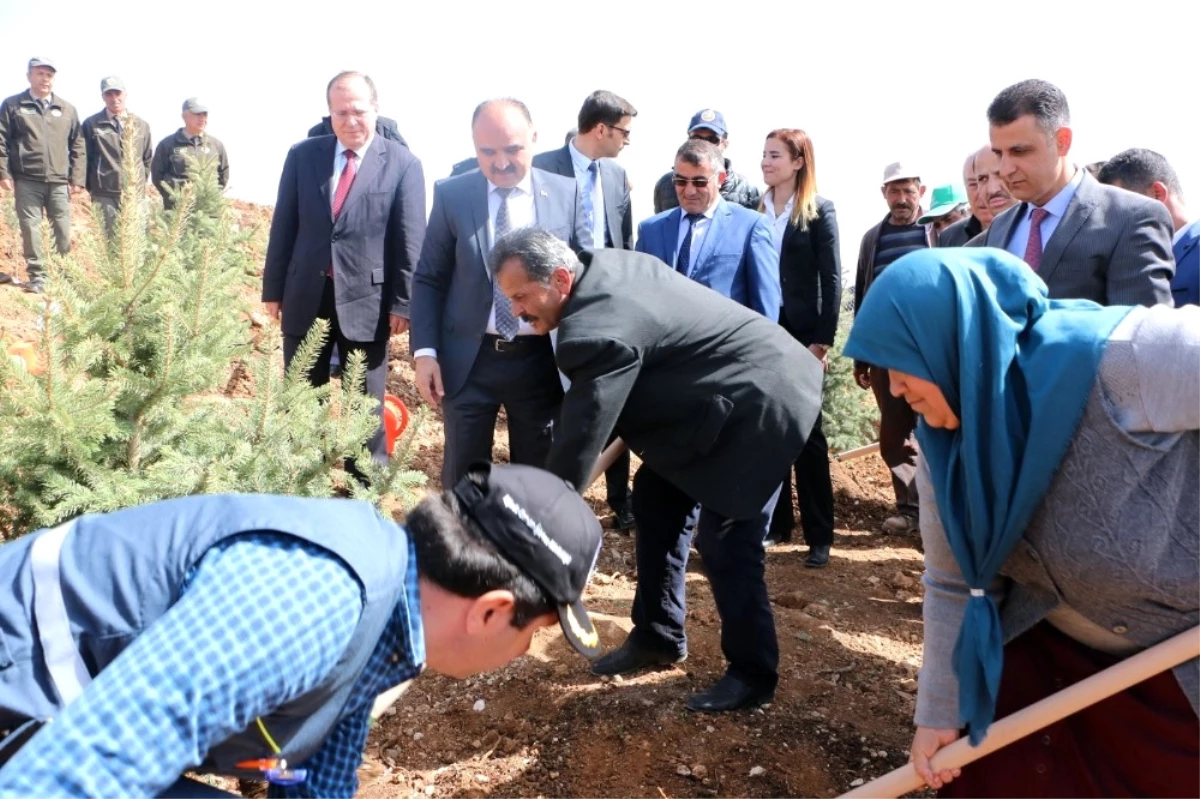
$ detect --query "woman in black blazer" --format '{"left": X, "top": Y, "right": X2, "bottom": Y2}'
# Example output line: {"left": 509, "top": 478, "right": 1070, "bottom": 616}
{"left": 759, "top": 129, "right": 840, "bottom": 567}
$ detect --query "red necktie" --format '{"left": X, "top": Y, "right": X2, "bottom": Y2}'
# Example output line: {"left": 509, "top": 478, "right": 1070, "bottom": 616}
{"left": 332, "top": 150, "right": 357, "bottom": 220}
{"left": 1023, "top": 208, "right": 1050, "bottom": 270}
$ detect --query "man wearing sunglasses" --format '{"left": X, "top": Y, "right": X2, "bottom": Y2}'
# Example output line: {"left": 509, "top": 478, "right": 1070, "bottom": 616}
{"left": 652, "top": 109, "right": 761, "bottom": 214}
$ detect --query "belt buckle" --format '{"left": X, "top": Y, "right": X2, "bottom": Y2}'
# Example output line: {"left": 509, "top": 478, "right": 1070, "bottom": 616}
{"left": 493, "top": 337, "right": 511, "bottom": 353}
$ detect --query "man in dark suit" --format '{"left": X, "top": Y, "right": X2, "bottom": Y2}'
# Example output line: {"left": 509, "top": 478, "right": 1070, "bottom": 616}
{"left": 307, "top": 113, "right": 408, "bottom": 147}
{"left": 636, "top": 139, "right": 779, "bottom": 317}
{"left": 493, "top": 228, "right": 823, "bottom": 712}
{"left": 410, "top": 98, "right": 588, "bottom": 490}
{"left": 533, "top": 90, "right": 638, "bottom": 530}
{"left": 1098, "top": 148, "right": 1198, "bottom": 307}
{"left": 262, "top": 71, "right": 426, "bottom": 464}
{"left": 982, "top": 79, "right": 1175, "bottom": 306}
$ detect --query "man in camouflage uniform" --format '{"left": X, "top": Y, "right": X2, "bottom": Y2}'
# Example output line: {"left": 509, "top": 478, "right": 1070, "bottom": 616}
{"left": 82, "top": 76, "right": 152, "bottom": 236}
{"left": 0, "top": 57, "right": 85, "bottom": 293}
{"left": 151, "top": 98, "right": 229, "bottom": 211}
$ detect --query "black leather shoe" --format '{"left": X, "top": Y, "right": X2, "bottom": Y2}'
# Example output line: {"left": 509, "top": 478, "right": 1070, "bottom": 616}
{"left": 612, "top": 506, "right": 636, "bottom": 532}
{"left": 590, "top": 639, "right": 685, "bottom": 676}
{"left": 685, "top": 674, "right": 774, "bottom": 713}
{"left": 804, "top": 544, "right": 830, "bottom": 568}
{"left": 764, "top": 529, "right": 792, "bottom": 546}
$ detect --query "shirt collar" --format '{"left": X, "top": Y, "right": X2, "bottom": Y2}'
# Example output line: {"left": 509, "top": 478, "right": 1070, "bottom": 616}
{"left": 681, "top": 198, "right": 720, "bottom": 221}
{"left": 335, "top": 134, "right": 373, "bottom": 162}
{"left": 1175, "top": 220, "right": 1197, "bottom": 246}
{"left": 567, "top": 138, "right": 595, "bottom": 173}
{"left": 1032, "top": 166, "right": 1084, "bottom": 219}
{"left": 487, "top": 171, "right": 533, "bottom": 197}
{"left": 762, "top": 188, "right": 794, "bottom": 222}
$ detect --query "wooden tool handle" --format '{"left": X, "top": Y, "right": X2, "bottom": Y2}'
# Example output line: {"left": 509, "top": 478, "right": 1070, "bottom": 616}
{"left": 586, "top": 438, "right": 627, "bottom": 489}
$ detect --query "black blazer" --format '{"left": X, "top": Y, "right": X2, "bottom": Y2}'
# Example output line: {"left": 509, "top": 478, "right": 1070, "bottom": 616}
{"left": 262, "top": 135, "right": 426, "bottom": 342}
{"left": 532, "top": 144, "right": 633, "bottom": 249}
{"left": 546, "top": 248, "right": 824, "bottom": 519}
{"left": 778, "top": 195, "right": 840, "bottom": 346}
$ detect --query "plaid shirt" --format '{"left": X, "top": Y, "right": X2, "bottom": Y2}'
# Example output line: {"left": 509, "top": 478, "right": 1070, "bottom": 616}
{"left": 0, "top": 531, "right": 425, "bottom": 799}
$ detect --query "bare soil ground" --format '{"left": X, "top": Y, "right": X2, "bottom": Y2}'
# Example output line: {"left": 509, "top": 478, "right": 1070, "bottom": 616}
{"left": 1, "top": 195, "right": 928, "bottom": 798}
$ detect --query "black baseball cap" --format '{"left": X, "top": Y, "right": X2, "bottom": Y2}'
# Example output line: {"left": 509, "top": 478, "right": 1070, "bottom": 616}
{"left": 452, "top": 462, "right": 603, "bottom": 658}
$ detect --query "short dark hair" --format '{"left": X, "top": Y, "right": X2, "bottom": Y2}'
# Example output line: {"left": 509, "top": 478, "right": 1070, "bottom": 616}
{"left": 490, "top": 227, "right": 580, "bottom": 283}
{"left": 576, "top": 91, "right": 637, "bottom": 134}
{"left": 987, "top": 79, "right": 1070, "bottom": 136}
{"left": 675, "top": 138, "right": 723, "bottom": 173}
{"left": 1097, "top": 148, "right": 1184, "bottom": 197}
{"left": 327, "top": 71, "right": 378, "bottom": 107}
{"left": 472, "top": 97, "right": 533, "bottom": 127}
{"left": 407, "top": 488, "right": 554, "bottom": 628}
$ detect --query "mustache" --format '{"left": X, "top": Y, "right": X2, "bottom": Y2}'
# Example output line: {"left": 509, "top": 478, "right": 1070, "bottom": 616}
{"left": 519, "top": 313, "right": 536, "bottom": 323}
{"left": 490, "top": 164, "right": 517, "bottom": 176}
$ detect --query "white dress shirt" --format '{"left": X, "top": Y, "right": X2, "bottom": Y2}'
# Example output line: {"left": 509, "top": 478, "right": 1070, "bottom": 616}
{"left": 568, "top": 139, "right": 606, "bottom": 248}
{"left": 330, "top": 135, "right": 374, "bottom": 211}
{"left": 761, "top": 188, "right": 795, "bottom": 254}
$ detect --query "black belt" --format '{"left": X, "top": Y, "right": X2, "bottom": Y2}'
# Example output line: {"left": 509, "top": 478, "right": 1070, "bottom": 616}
{"left": 483, "top": 334, "right": 542, "bottom": 354}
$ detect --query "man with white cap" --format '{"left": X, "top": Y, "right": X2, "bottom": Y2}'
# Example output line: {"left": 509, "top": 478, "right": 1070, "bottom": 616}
{"left": 82, "top": 76, "right": 153, "bottom": 236}
{"left": 0, "top": 462, "right": 602, "bottom": 798}
{"left": 851, "top": 161, "right": 932, "bottom": 535}
{"left": 0, "top": 57, "right": 85, "bottom": 293}
{"left": 151, "top": 97, "right": 229, "bottom": 210}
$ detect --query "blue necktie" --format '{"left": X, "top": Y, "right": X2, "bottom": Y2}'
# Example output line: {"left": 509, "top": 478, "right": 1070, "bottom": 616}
{"left": 675, "top": 213, "right": 703, "bottom": 276}
{"left": 492, "top": 187, "right": 519, "bottom": 340}
{"left": 582, "top": 161, "right": 600, "bottom": 248}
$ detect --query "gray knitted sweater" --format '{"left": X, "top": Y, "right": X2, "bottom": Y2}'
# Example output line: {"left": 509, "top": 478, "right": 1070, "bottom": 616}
{"left": 915, "top": 304, "right": 1200, "bottom": 729}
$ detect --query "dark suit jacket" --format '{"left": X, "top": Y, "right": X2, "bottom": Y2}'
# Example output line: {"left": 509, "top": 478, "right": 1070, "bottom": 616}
{"left": 532, "top": 145, "right": 632, "bottom": 250}
{"left": 981, "top": 171, "right": 1175, "bottom": 306}
{"left": 410, "top": 167, "right": 589, "bottom": 398}
{"left": 307, "top": 116, "right": 408, "bottom": 148}
{"left": 635, "top": 200, "right": 780, "bottom": 319}
{"left": 1171, "top": 220, "right": 1199, "bottom": 306}
{"left": 262, "top": 135, "right": 426, "bottom": 342}
{"left": 936, "top": 215, "right": 983, "bottom": 248}
{"left": 546, "top": 249, "right": 823, "bottom": 520}
{"left": 778, "top": 196, "right": 841, "bottom": 346}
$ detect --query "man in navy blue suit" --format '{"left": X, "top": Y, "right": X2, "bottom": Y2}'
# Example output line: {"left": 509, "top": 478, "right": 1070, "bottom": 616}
{"left": 635, "top": 139, "right": 779, "bottom": 318}
{"left": 262, "top": 71, "right": 426, "bottom": 465}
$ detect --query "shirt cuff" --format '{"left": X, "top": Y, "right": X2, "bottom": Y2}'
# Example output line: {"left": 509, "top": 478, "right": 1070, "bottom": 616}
{"left": 413, "top": 348, "right": 437, "bottom": 360}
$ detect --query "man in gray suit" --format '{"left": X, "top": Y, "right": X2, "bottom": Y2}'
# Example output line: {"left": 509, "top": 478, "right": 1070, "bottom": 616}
{"left": 411, "top": 98, "right": 588, "bottom": 489}
{"left": 262, "top": 71, "right": 426, "bottom": 464}
{"left": 532, "top": 89, "right": 637, "bottom": 530}
{"left": 982, "top": 79, "right": 1174, "bottom": 306}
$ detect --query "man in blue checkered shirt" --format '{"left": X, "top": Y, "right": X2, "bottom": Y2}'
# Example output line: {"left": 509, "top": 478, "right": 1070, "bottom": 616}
{"left": 0, "top": 462, "right": 603, "bottom": 798}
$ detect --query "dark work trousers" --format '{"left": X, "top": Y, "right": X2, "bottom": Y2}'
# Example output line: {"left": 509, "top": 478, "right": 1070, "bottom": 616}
{"left": 629, "top": 464, "right": 782, "bottom": 692}
{"left": 768, "top": 410, "right": 835, "bottom": 546}
{"left": 439, "top": 335, "right": 563, "bottom": 489}
{"left": 283, "top": 277, "right": 388, "bottom": 466}
{"left": 869, "top": 366, "right": 919, "bottom": 515}
{"left": 604, "top": 432, "right": 631, "bottom": 513}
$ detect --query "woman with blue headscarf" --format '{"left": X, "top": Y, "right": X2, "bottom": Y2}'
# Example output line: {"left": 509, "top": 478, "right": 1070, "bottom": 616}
{"left": 845, "top": 248, "right": 1198, "bottom": 797}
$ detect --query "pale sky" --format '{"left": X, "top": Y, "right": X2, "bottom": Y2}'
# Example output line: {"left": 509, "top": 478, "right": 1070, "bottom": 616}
{"left": 4, "top": 0, "right": 1197, "bottom": 276}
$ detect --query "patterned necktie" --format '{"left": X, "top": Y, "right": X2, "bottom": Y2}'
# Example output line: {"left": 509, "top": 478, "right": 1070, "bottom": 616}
{"left": 1023, "top": 208, "right": 1050, "bottom": 270}
{"left": 675, "top": 212, "right": 704, "bottom": 276}
{"left": 492, "top": 187, "right": 519, "bottom": 340}
{"left": 583, "top": 161, "right": 600, "bottom": 248}
{"left": 332, "top": 150, "right": 357, "bottom": 220}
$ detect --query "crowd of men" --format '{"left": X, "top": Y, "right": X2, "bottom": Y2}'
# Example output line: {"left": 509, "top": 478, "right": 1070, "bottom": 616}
{"left": 0, "top": 58, "right": 229, "bottom": 293}
{"left": 0, "top": 54, "right": 1196, "bottom": 796}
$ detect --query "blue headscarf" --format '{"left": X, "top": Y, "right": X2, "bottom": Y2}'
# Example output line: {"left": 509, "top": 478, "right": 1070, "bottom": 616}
{"left": 844, "top": 248, "right": 1133, "bottom": 744}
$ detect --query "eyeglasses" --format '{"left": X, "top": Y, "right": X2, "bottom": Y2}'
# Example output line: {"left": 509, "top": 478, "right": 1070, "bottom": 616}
{"left": 689, "top": 132, "right": 721, "bottom": 145}
{"left": 672, "top": 174, "right": 716, "bottom": 188}
{"left": 607, "top": 124, "right": 631, "bottom": 140}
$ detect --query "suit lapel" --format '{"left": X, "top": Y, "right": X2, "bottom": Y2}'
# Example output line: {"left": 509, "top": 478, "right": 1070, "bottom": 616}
{"left": 989, "top": 203, "right": 1022, "bottom": 250}
{"left": 334, "top": 138, "right": 384, "bottom": 228}
{"left": 471, "top": 171, "right": 490, "bottom": 279}
{"left": 317, "top": 138, "right": 336, "bottom": 222}
{"left": 531, "top": 169, "right": 555, "bottom": 232}
{"left": 1038, "top": 176, "right": 1094, "bottom": 282}
{"left": 665, "top": 209, "right": 682, "bottom": 268}
{"left": 691, "top": 201, "right": 729, "bottom": 273}
{"left": 601, "top": 160, "right": 622, "bottom": 248}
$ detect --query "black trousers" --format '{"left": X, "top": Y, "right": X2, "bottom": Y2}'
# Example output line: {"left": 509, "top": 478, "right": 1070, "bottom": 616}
{"left": 440, "top": 335, "right": 563, "bottom": 489}
{"left": 603, "top": 433, "right": 631, "bottom": 512}
{"left": 283, "top": 278, "right": 388, "bottom": 464}
{"left": 629, "top": 465, "right": 781, "bottom": 692}
{"left": 869, "top": 366, "right": 919, "bottom": 514}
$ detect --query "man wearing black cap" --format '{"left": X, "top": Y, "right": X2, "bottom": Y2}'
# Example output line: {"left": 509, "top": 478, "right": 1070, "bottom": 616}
{"left": 493, "top": 227, "right": 823, "bottom": 713}
{"left": 0, "top": 57, "right": 85, "bottom": 293}
{"left": 0, "top": 463, "right": 600, "bottom": 798}
{"left": 151, "top": 97, "right": 229, "bottom": 210}
{"left": 82, "top": 76, "right": 153, "bottom": 236}
{"left": 652, "top": 109, "right": 761, "bottom": 214}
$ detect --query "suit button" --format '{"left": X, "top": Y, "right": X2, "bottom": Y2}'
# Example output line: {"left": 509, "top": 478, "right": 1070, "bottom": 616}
{"left": 331, "top": 233, "right": 341, "bottom": 242}
{"left": 1112, "top": 624, "right": 1128, "bottom": 635}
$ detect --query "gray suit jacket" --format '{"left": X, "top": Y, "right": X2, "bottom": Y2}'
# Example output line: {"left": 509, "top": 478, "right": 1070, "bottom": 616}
{"left": 410, "top": 167, "right": 589, "bottom": 398}
{"left": 982, "top": 171, "right": 1175, "bottom": 306}
{"left": 532, "top": 145, "right": 632, "bottom": 249}
{"left": 262, "top": 135, "right": 426, "bottom": 341}
{"left": 547, "top": 248, "right": 823, "bottom": 519}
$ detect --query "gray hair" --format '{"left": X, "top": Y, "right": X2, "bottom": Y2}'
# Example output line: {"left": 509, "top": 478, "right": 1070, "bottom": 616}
{"left": 490, "top": 228, "right": 580, "bottom": 283}
{"left": 675, "top": 138, "right": 723, "bottom": 174}
{"left": 327, "top": 71, "right": 378, "bottom": 107}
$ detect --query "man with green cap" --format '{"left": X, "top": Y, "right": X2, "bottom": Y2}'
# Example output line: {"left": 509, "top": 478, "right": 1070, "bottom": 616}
{"left": 82, "top": 76, "right": 153, "bottom": 236}
{"left": 919, "top": 183, "right": 970, "bottom": 235}
{"left": 0, "top": 57, "right": 85, "bottom": 294}
{"left": 151, "top": 97, "right": 229, "bottom": 210}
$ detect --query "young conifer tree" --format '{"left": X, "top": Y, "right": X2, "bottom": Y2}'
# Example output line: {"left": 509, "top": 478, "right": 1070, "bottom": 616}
{"left": 821, "top": 292, "right": 880, "bottom": 453}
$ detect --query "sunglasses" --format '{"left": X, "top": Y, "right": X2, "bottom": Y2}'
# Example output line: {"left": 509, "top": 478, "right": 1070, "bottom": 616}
{"left": 689, "top": 132, "right": 721, "bottom": 145}
{"left": 672, "top": 175, "right": 717, "bottom": 188}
